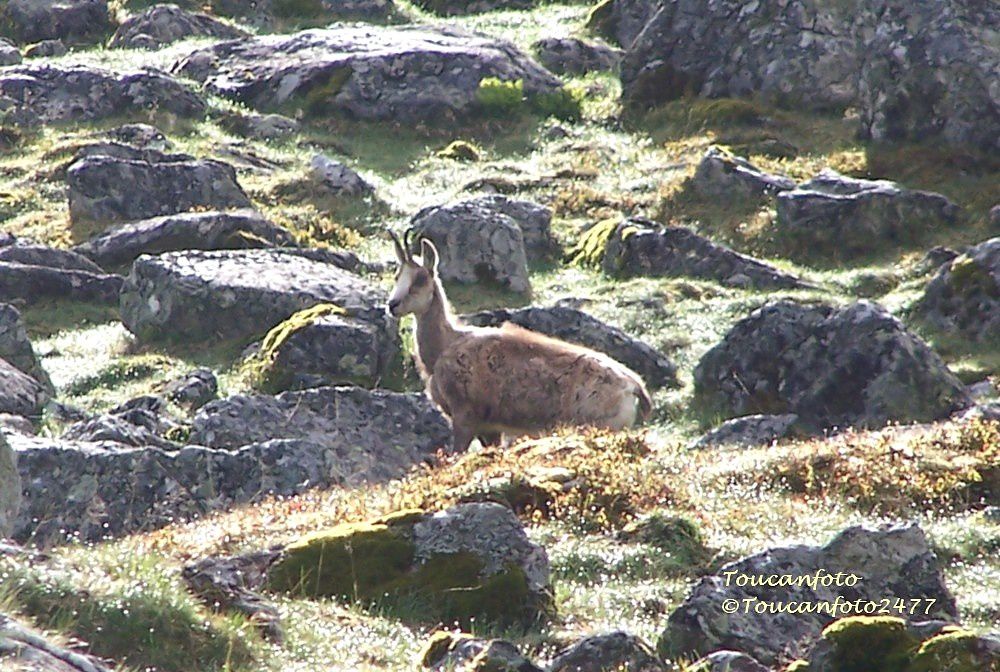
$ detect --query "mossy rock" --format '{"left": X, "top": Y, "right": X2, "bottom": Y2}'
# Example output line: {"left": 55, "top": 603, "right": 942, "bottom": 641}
{"left": 566, "top": 217, "right": 621, "bottom": 268}
{"left": 910, "top": 628, "right": 996, "bottom": 672}
{"left": 948, "top": 256, "right": 998, "bottom": 298}
{"left": 620, "top": 513, "right": 711, "bottom": 567}
{"left": 785, "top": 661, "right": 811, "bottom": 672}
{"left": 437, "top": 141, "right": 482, "bottom": 162}
{"left": 818, "top": 617, "right": 919, "bottom": 672}
{"left": 301, "top": 66, "right": 353, "bottom": 116}
{"left": 585, "top": 0, "right": 616, "bottom": 41}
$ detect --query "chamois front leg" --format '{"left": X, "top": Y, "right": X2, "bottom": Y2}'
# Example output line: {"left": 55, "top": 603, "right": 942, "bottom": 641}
{"left": 450, "top": 415, "right": 476, "bottom": 454}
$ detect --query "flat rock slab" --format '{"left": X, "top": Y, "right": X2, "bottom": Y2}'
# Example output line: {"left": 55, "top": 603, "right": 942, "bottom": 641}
{"left": 0, "top": 611, "right": 113, "bottom": 672}
{"left": 0, "top": 64, "right": 206, "bottom": 126}
{"left": 0, "top": 303, "right": 53, "bottom": 392}
{"left": 190, "top": 386, "right": 450, "bottom": 482}
{"left": 463, "top": 305, "right": 678, "bottom": 389}
{"left": 119, "top": 248, "right": 383, "bottom": 343}
{"left": 689, "top": 413, "right": 800, "bottom": 449}
{"left": 0, "top": 261, "right": 123, "bottom": 305}
{"left": 0, "top": 242, "right": 105, "bottom": 274}
{"left": 67, "top": 154, "right": 252, "bottom": 225}
{"left": 110, "top": 3, "right": 248, "bottom": 49}
{"left": 659, "top": 523, "right": 958, "bottom": 665}
{"left": 775, "top": 170, "right": 961, "bottom": 261}
{"left": 693, "top": 300, "right": 969, "bottom": 432}
{"left": 173, "top": 25, "right": 561, "bottom": 123}
{"left": 603, "top": 218, "right": 809, "bottom": 290}
{"left": 74, "top": 209, "right": 296, "bottom": 268}
{"left": 691, "top": 146, "right": 795, "bottom": 201}
{"left": 0, "top": 358, "right": 48, "bottom": 418}
{"left": 914, "top": 237, "right": 1000, "bottom": 344}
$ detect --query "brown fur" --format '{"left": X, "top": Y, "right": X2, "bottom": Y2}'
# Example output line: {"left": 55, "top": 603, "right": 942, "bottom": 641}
{"left": 387, "top": 235, "right": 652, "bottom": 452}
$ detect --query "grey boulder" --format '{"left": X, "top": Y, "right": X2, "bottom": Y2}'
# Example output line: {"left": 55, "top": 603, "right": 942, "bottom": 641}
{"left": 533, "top": 37, "right": 621, "bottom": 75}
{"left": 775, "top": 170, "right": 961, "bottom": 261}
{"left": 119, "top": 248, "right": 382, "bottom": 343}
{"left": 659, "top": 523, "right": 957, "bottom": 665}
{"left": 0, "top": 611, "right": 113, "bottom": 672}
{"left": 0, "top": 358, "right": 48, "bottom": 419}
{"left": 67, "top": 154, "right": 252, "bottom": 225}
{"left": 0, "top": 64, "right": 206, "bottom": 126}
{"left": 172, "top": 25, "right": 562, "bottom": 123}
{"left": 691, "top": 147, "right": 795, "bottom": 201}
{"left": 693, "top": 300, "right": 969, "bottom": 432}
{"left": 0, "top": 241, "right": 105, "bottom": 274}
{"left": 0, "top": 303, "right": 53, "bottom": 393}
{"left": 689, "top": 413, "right": 800, "bottom": 449}
{"left": 423, "top": 633, "right": 541, "bottom": 671}
{"left": 23, "top": 38, "right": 68, "bottom": 58}
{"left": 602, "top": 218, "right": 809, "bottom": 290}
{"left": 164, "top": 368, "right": 218, "bottom": 409}
{"left": 585, "top": 0, "right": 656, "bottom": 49}
{"left": 0, "top": 434, "right": 20, "bottom": 538}
{"left": 74, "top": 209, "right": 296, "bottom": 268}
{"left": 0, "top": 38, "right": 21, "bottom": 65}
{"left": 913, "top": 237, "right": 1000, "bottom": 344}
{"left": 463, "top": 304, "right": 678, "bottom": 389}
{"left": 0, "top": 0, "right": 113, "bottom": 45}
{"left": 549, "top": 632, "right": 666, "bottom": 672}
{"left": 309, "top": 154, "right": 373, "bottom": 197}
{"left": 109, "top": 3, "right": 248, "bottom": 49}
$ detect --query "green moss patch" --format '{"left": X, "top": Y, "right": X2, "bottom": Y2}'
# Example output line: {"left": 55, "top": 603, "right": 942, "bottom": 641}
{"left": 910, "top": 628, "right": 993, "bottom": 672}
{"left": 437, "top": 140, "right": 482, "bottom": 162}
{"left": 820, "top": 617, "right": 919, "bottom": 672}
{"left": 619, "top": 513, "right": 711, "bottom": 569}
{"left": 566, "top": 217, "right": 621, "bottom": 268}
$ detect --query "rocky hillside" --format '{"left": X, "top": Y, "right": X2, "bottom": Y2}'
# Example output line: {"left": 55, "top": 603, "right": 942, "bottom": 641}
{"left": 0, "top": 0, "right": 998, "bottom": 669}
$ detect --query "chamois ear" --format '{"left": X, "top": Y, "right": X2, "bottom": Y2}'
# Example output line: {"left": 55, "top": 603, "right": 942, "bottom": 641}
{"left": 387, "top": 230, "right": 407, "bottom": 264}
{"left": 420, "top": 238, "right": 439, "bottom": 275}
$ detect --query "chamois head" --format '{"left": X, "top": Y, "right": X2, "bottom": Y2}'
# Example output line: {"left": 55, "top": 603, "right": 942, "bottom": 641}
{"left": 387, "top": 229, "right": 440, "bottom": 317}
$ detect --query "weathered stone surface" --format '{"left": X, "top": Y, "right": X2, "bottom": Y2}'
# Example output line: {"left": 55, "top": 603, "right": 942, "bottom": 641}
{"left": 104, "top": 122, "right": 169, "bottom": 149}
{"left": 856, "top": 0, "right": 1000, "bottom": 151}
{"left": 411, "top": 0, "right": 530, "bottom": 15}
{"left": 0, "top": 611, "right": 113, "bottom": 672}
{"left": 422, "top": 632, "right": 542, "bottom": 671}
{"left": 549, "top": 632, "right": 666, "bottom": 672}
{"left": 223, "top": 111, "right": 300, "bottom": 140}
{"left": 0, "top": 413, "right": 34, "bottom": 436}
{"left": 690, "top": 413, "right": 800, "bottom": 449}
{"left": 0, "top": 0, "right": 113, "bottom": 45}
{"left": 533, "top": 37, "right": 621, "bottom": 75}
{"left": 252, "top": 304, "right": 400, "bottom": 392}
{"left": 410, "top": 203, "right": 530, "bottom": 293}
{"left": 659, "top": 523, "right": 957, "bottom": 665}
{"left": 190, "top": 386, "right": 450, "bottom": 483}
{"left": 75, "top": 209, "right": 295, "bottom": 268}
{"left": 0, "top": 242, "right": 104, "bottom": 274}
{"left": 774, "top": 170, "right": 961, "bottom": 261}
{"left": 463, "top": 305, "right": 678, "bottom": 389}
{"left": 585, "top": 0, "right": 656, "bottom": 49}
{"left": 688, "top": 651, "right": 768, "bottom": 672}
{"left": 0, "top": 434, "right": 20, "bottom": 538}
{"left": 602, "top": 218, "right": 809, "bottom": 290}
{"left": 309, "top": 154, "right": 373, "bottom": 197}
{"left": 691, "top": 147, "right": 795, "bottom": 201}
{"left": 212, "top": 0, "right": 395, "bottom": 23}
{"left": 61, "top": 409, "right": 179, "bottom": 450}
{"left": 164, "top": 368, "right": 218, "bottom": 409}
{"left": 173, "top": 25, "right": 562, "bottom": 123}
{"left": 694, "top": 300, "right": 968, "bottom": 432}
{"left": 56, "top": 143, "right": 194, "bottom": 179}
{"left": 67, "top": 154, "right": 252, "bottom": 225}
{"left": 0, "top": 358, "right": 47, "bottom": 419}
{"left": 109, "top": 4, "right": 248, "bottom": 49}
{"left": 0, "top": 303, "right": 52, "bottom": 394}
{"left": 267, "top": 503, "right": 550, "bottom": 624}
{"left": 0, "top": 64, "right": 206, "bottom": 126}
{"left": 182, "top": 552, "right": 283, "bottom": 642}
{"left": 914, "top": 237, "right": 1000, "bottom": 344}
{"left": 24, "top": 38, "right": 68, "bottom": 58}
{"left": 0, "top": 261, "right": 123, "bottom": 305}
{"left": 120, "top": 248, "right": 381, "bottom": 343}
{"left": 0, "top": 38, "right": 20, "bottom": 65}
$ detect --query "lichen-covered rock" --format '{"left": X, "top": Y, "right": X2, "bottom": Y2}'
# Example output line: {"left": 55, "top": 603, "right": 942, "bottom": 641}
{"left": 585, "top": 0, "right": 656, "bottom": 49}
{"left": 0, "top": 434, "right": 20, "bottom": 538}
{"left": 856, "top": 0, "right": 1000, "bottom": 151}
{"left": 67, "top": 154, "right": 252, "bottom": 225}
{"left": 409, "top": 201, "right": 531, "bottom": 293}
{"left": 913, "top": 237, "right": 1000, "bottom": 344}
{"left": 12, "top": 386, "right": 446, "bottom": 544}
{"left": 309, "top": 154, "right": 373, "bottom": 197}
{"left": 693, "top": 300, "right": 968, "bottom": 432}
{"left": 24, "top": 38, "right": 68, "bottom": 58}
{"left": 173, "top": 25, "right": 562, "bottom": 123}
{"left": 463, "top": 304, "right": 678, "bottom": 389}
{"left": 61, "top": 409, "right": 180, "bottom": 450}
{"left": 691, "top": 147, "right": 795, "bottom": 201}
{"left": 533, "top": 37, "right": 621, "bottom": 75}
{"left": 247, "top": 303, "right": 400, "bottom": 392}
{"left": 0, "top": 64, "right": 206, "bottom": 126}
{"left": 0, "top": 359, "right": 47, "bottom": 420}
{"left": 414, "top": 195, "right": 558, "bottom": 263}
{"left": 421, "top": 631, "right": 542, "bottom": 671}
{"left": 109, "top": 3, "right": 247, "bottom": 49}
{"left": 0, "top": 242, "right": 105, "bottom": 274}
{"left": 223, "top": 111, "right": 301, "bottom": 140}
{"left": 266, "top": 503, "right": 551, "bottom": 625}
{"left": 0, "top": 611, "right": 113, "bottom": 672}
{"left": 601, "top": 218, "right": 810, "bottom": 290}
{"left": 74, "top": 209, "right": 296, "bottom": 268}
{"left": 689, "top": 413, "right": 800, "bottom": 449}
{"left": 658, "top": 523, "right": 958, "bottom": 665}
{"left": 104, "top": 122, "right": 169, "bottom": 149}
{"left": 0, "top": 261, "right": 123, "bottom": 305}
{"left": 0, "top": 0, "right": 113, "bottom": 45}
{"left": 0, "top": 38, "right": 20, "bottom": 65}
{"left": 119, "top": 248, "right": 376, "bottom": 343}
{"left": 164, "top": 368, "right": 218, "bottom": 409}
{"left": 182, "top": 552, "right": 283, "bottom": 642}
{"left": 804, "top": 617, "right": 1000, "bottom": 672}
{"left": 190, "top": 385, "right": 450, "bottom": 483}
{"left": 549, "top": 632, "right": 667, "bottom": 672}
{"left": 774, "top": 170, "right": 961, "bottom": 261}
{"left": 0, "top": 303, "right": 53, "bottom": 394}
{"left": 687, "top": 651, "right": 768, "bottom": 672}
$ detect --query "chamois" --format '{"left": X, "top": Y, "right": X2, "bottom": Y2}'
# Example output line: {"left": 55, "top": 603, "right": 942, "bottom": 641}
{"left": 387, "top": 230, "right": 653, "bottom": 453}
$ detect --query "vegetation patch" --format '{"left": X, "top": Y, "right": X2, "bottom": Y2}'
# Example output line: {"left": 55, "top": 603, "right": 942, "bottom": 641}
{"left": 476, "top": 78, "right": 584, "bottom": 122}
{"left": 819, "top": 616, "right": 919, "bottom": 672}
{"left": 436, "top": 140, "right": 482, "bottom": 162}
{"left": 64, "top": 354, "right": 171, "bottom": 397}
